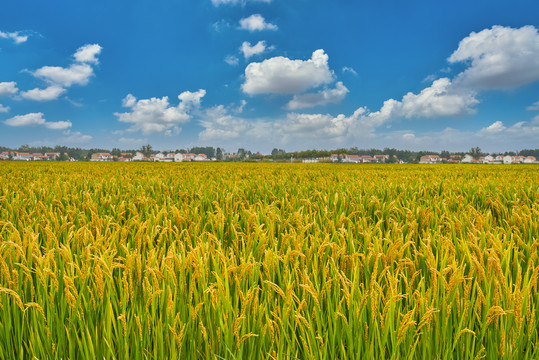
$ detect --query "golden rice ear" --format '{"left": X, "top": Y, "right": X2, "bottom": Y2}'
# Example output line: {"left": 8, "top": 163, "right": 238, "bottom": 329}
{"left": 0, "top": 162, "right": 536, "bottom": 359}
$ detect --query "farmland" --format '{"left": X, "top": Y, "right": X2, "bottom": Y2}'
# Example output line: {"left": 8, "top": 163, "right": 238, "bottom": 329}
{"left": 0, "top": 162, "right": 538, "bottom": 359}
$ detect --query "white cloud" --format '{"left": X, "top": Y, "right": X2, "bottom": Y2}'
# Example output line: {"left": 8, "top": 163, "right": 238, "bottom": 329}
{"left": 0, "top": 104, "right": 10, "bottom": 113}
{"left": 400, "top": 78, "right": 478, "bottom": 118}
{"left": 0, "top": 82, "right": 19, "bottom": 96}
{"left": 242, "top": 49, "right": 334, "bottom": 95}
{"left": 0, "top": 31, "right": 28, "bottom": 44}
{"left": 44, "top": 120, "right": 72, "bottom": 130}
{"left": 4, "top": 112, "right": 72, "bottom": 130}
{"left": 342, "top": 67, "right": 358, "bottom": 76}
{"left": 73, "top": 44, "right": 102, "bottom": 64}
{"left": 478, "top": 121, "right": 506, "bottom": 135}
{"left": 115, "top": 90, "right": 206, "bottom": 135}
{"left": 287, "top": 81, "right": 349, "bottom": 109}
{"left": 241, "top": 41, "right": 273, "bottom": 59}
{"left": 20, "top": 86, "right": 66, "bottom": 101}
{"left": 199, "top": 105, "right": 254, "bottom": 141}
{"left": 21, "top": 44, "right": 102, "bottom": 101}
{"left": 527, "top": 101, "right": 539, "bottom": 111}
{"left": 449, "top": 25, "right": 539, "bottom": 89}
{"left": 4, "top": 112, "right": 46, "bottom": 127}
{"left": 355, "top": 78, "right": 477, "bottom": 130}
{"left": 225, "top": 55, "right": 239, "bottom": 66}
{"left": 239, "top": 14, "right": 277, "bottom": 32}
{"left": 178, "top": 89, "right": 207, "bottom": 110}
{"left": 199, "top": 103, "right": 367, "bottom": 146}
{"left": 59, "top": 130, "right": 92, "bottom": 143}
{"left": 212, "top": 0, "right": 271, "bottom": 5}
{"left": 275, "top": 112, "right": 356, "bottom": 140}
{"left": 32, "top": 63, "right": 94, "bottom": 87}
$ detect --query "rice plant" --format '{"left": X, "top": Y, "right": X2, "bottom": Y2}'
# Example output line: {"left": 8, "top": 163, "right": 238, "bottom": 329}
{"left": 0, "top": 162, "right": 537, "bottom": 359}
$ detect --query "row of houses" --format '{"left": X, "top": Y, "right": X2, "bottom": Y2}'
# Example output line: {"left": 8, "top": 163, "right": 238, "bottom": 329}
{"left": 420, "top": 154, "right": 537, "bottom": 164}
{"left": 330, "top": 154, "right": 394, "bottom": 163}
{"left": 89, "top": 152, "right": 213, "bottom": 162}
{"left": 0, "top": 152, "right": 68, "bottom": 161}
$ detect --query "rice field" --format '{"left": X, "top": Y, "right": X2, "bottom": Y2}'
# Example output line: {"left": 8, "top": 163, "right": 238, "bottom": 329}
{"left": 0, "top": 162, "right": 537, "bottom": 359}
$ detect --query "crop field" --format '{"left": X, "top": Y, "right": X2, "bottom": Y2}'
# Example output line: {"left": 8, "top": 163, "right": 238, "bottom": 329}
{"left": 0, "top": 162, "right": 537, "bottom": 359}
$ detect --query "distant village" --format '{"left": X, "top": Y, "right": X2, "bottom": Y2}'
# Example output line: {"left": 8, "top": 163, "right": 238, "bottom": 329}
{"left": 1, "top": 150, "right": 537, "bottom": 164}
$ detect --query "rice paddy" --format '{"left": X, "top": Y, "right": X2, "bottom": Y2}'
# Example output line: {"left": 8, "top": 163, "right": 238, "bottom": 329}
{"left": 0, "top": 162, "right": 537, "bottom": 359}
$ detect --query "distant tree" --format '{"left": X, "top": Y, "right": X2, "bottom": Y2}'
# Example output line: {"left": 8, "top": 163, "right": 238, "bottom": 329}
{"left": 18, "top": 144, "right": 30, "bottom": 152}
{"left": 470, "top": 147, "right": 482, "bottom": 159}
{"left": 111, "top": 148, "right": 121, "bottom": 157}
{"left": 216, "top": 147, "right": 223, "bottom": 161}
{"left": 440, "top": 150, "right": 451, "bottom": 159}
{"left": 141, "top": 144, "right": 153, "bottom": 157}
{"left": 237, "top": 148, "right": 247, "bottom": 160}
{"left": 386, "top": 155, "right": 398, "bottom": 163}
{"left": 190, "top": 146, "right": 215, "bottom": 158}
{"left": 519, "top": 149, "right": 539, "bottom": 158}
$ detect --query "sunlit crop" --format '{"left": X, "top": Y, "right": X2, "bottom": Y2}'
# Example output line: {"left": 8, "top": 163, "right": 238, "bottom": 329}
{"left": 0, "top": 162, "right": 537, "bottom": 359}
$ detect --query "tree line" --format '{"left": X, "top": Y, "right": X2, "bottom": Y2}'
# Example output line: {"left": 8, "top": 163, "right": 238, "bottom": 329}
{"left": 1, "top": 144, "right": 538, "bottom": 162}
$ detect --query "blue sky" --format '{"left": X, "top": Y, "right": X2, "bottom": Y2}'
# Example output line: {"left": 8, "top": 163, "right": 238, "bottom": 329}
{"left": 1, "top": 0, "right": 538, "bottom": 153}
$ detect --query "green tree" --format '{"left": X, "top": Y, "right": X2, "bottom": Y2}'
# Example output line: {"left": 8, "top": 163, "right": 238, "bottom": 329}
{"left": 141, "top": 144, "right": 153, "bottom": 157}
{"left": 216, "top": 147, "right": 223, "bottom": 161}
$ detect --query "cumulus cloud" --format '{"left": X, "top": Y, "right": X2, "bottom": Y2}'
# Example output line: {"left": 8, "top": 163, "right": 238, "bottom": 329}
{"left": 115, "top": 90, "right": 206, "bottom": 134}
{"left": 73, "top": 44, "right": 102, "bottom": 64}
{"left": 241, "top": 41, "right": 273, "bottom": 59}
{"left": 527, "top": 101, "right": 539, "bottom": 111}
{"left": 21, "top": 44, "right": 102, "bottom": 102}
{"left": 287, "top": 82, "right": 349, "bottom": 109}
{"left": 242, "top": 49, "right": 334, "bottom": 94}
{"left": 239, "top": 14, "right": 277, "bottom": 32}
{"left": 0, "top": 82, "right": 19, "bottom": 96}
{"left": 400, "top": 78, "right": 478, "bottom": 118}
{"left": 0, "top": 104, "right": 10, "bottom": 113}
{"left": 478, "top": 121, "right": 506, "bottom": 135}
{"left": 212, "top": 0, "right": 271, "bottom": 5}
{"left": 20, "top": 86, "right": 66, "bottom": 101}
{"left": 44, "top": 120, "right": 72, "bottom": 130}
{"left": 275, "top": 112, "right": 356, "bottom": 140}
{"left": 178, "top": 89, "right": 207, "bottom": 110}
{"left": 4, "top": 113, "right": 46, "bottom": 127}
{"left": 0, "top": 31, "right": 28, "bottom": 44}
{"left": 199, "top": 103, "right": 367, "bottom": 145}
{"left": 449, "top": 25, "right": 539, "bottom": 89}
{"left": 3, "top": 112, "right": 72, "bottom": 130}
{"left": 32, "top": 63, "right": 94, "bottom": 87}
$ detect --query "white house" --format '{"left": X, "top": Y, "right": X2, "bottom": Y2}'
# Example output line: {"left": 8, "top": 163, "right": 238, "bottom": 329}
{"left": 374, "top": 155, "right": 389, "bottom": 163}
{"left": 194, "top": 154, "right": 208, "bottom": 162}
{"left": 132, "top": 152, "right": 145, "bottom": 161}
{"left": 523, "top": 156, "right": 537, "bottom": 164}
{"left": 461, "top": 154, "right": 474, "bottom": 163}
{"left": 503, "top": 155, "right": 514, "bottom": 164}
{"left": 419, "top": 155, "right": 442, "bottom": 164}
{"left": 174, "top": 153, "right": 185, "bottom": 162}
{"left": 343, "top": 154, "right": 361, "bottom": 163}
